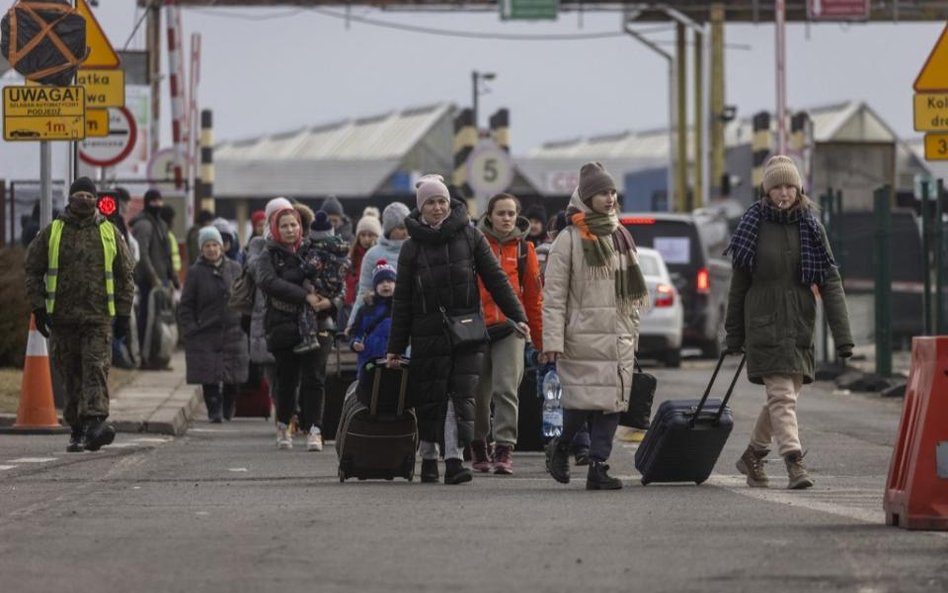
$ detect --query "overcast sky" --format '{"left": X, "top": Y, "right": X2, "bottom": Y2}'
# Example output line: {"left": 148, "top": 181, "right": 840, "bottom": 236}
{"left": 8, "top": 5, "right": 948, "bottom": 155}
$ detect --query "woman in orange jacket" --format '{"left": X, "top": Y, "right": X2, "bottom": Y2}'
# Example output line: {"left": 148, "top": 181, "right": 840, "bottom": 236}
{"left": 471, "top": 193, "right": 544, "bottom": 474}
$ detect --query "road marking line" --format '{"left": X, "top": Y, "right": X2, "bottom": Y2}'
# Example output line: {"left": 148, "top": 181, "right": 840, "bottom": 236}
{"left": 7, "top": 457, "right": 57, "bottom": 463}
{"left": 228, "top": 468, "right": 248, "bottom": 472}
{"left": 130, "top": 437, "right": 171, "bottom": 443}
{"left": 0, "top": 465, "right": 17, "bottom": 471}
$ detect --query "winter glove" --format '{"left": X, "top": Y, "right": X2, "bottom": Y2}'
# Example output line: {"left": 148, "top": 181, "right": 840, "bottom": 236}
{"left": 836, "top": 344, "right": 854, "bottom": 359}
{"left": 113, "top": 315, "right": 130, "bottom": 340}
{"left": 722, "top": 340, "right": 744, "bottom": 356}
{"left": 32, "top": 308, "right": 51, "bottom": 338}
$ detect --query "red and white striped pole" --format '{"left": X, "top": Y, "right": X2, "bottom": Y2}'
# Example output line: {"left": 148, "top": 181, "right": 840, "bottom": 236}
{"left": 188, "top": 32, "right": 201, "bottom": 224}
{"left": 165, "top": 0, "right": 186, "bottom": 191}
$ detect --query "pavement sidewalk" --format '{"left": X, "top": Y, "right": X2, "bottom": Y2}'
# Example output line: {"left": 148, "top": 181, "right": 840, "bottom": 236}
{"left": 0, "top": 350, "right": 201, "bottom": 436}
{"left": 108, "top": 350, "right": 201, "bottom": 436}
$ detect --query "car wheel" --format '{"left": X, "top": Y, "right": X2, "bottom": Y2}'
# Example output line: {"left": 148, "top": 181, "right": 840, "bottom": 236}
{"left": 664, "top": 348, "right": 682, "bottom": 368}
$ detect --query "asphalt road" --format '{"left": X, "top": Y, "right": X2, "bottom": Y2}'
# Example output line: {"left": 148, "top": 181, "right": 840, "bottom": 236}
{"left": 1, "top": 358, "right": 945, "bottom": 593}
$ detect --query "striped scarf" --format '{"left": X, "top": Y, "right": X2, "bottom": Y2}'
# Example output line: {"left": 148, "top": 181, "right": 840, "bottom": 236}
{"left": 723, "top": 200, "right": 836, "bottom": 286}
{"left": 568, "top": 208, "right": 649, "bottom": 315}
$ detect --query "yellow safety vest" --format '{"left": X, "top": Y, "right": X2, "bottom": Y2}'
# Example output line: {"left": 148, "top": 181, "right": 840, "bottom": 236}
{"left": 46, "top": 219, "right": 118, "bottom": 316}
{"left": 168, "top": 230, "right": 182, "bottom": 275}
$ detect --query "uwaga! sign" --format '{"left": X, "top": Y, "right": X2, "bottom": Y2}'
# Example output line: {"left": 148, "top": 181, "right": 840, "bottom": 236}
{"left": 4, "top": 86, "right": 85, "bottom": 117}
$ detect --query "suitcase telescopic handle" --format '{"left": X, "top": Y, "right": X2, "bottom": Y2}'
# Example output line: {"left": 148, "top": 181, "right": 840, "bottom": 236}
{"left": 689, "top": 351, "right": 746, "bottom": 428}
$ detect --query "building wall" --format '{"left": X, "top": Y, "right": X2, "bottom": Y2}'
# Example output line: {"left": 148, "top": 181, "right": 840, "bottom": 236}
{"left": 811, "top": 142, "right": 896, "bottom": 211}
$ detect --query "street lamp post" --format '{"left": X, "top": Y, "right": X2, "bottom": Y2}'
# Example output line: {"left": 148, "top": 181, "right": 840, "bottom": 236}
{"left": 471, "top": 70, "right": 496, "bottom": 131}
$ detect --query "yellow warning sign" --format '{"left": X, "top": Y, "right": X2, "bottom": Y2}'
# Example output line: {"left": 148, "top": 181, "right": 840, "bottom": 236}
{"left": 76, "top": 0, "right": 120, "bottom": 69}
{"left": 915, "top": 25, "right": 948, "bottom": 93}
{"left": 86, "top": 108, "right": 109, "bottom": 137}
{"left": 925, "top": 133, "right": 948, "bottom": 161}
{"left": 76, "top": 70, "right": 125, "bottom": 108}
{"left": 913, "top": 93, "right": 948, "bottom": 132}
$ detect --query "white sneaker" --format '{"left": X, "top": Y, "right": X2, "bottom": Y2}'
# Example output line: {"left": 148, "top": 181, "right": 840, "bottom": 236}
{"left": 276, "top": 422, "right": 293, "bottom": 450}
{"left": 306, "top": 426, "right": 323, "bottom": 452}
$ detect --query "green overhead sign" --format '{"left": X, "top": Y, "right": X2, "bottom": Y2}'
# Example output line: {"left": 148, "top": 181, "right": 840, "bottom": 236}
{"left": 499, "top": 0, "right": 559, "bottom": 20}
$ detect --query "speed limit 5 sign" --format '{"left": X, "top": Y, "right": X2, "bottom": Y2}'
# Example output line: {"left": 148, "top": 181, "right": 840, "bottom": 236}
{"left": 465, "top": 140, "right": 514, "bottom": 197}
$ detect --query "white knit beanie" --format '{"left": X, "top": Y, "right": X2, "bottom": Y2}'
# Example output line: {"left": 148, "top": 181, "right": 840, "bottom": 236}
{"left": 355, "top": 215, "right": 382, "bottom": 238}
{"left": 265, "top": 197, "right": 293, "bottom": 222}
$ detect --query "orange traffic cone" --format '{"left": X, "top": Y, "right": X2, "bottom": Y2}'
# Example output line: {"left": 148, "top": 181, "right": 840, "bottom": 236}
{"left": 10, "top": 314, "right": 66, "bottom": 433}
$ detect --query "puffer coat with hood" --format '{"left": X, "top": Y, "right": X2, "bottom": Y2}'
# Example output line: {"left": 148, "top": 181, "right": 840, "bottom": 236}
{"left": 542, "top": 191, "right": 641, "bottom": 413}
{"left": 387, "top": 200, "right": 527, "bottom": 445}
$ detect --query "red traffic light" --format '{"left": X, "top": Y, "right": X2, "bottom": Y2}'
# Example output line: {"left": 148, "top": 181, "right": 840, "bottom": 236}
{"left": 97, "top": 195, "right": 117, "bottom": 216}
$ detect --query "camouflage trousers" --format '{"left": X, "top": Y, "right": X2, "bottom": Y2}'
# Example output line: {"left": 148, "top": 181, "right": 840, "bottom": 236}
{"left": 48, "top": 322, "right": 113, "bottom": 427}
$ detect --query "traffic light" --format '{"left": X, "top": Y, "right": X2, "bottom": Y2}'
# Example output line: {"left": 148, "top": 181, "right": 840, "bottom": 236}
{"left": 97, "top": 190, "right": 119, "bottom": 217}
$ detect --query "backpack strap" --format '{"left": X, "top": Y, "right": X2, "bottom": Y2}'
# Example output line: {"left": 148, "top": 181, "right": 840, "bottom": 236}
{"left": 516, "top": 239, "right": 527, "bottom": 291}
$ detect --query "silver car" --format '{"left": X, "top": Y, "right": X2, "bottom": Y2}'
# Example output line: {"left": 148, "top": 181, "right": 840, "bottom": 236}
{"left": 636, "top": 247, "right": 684, "bottom": 368}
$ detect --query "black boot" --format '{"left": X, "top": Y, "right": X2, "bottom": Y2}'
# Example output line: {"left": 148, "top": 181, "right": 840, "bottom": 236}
{"left": 545, "top": 438, "right": 571, "bottom": 484}
{"left": 420, "top": 459, "right": 440, "bottom": 483}
{"left": 82, "top": 416, "right": 116, "bottom": 452}
{"left": 204, "top": 392, "right": 223, "bottom": 423}
{"left": 66, "top": 424, "right": 84, "bottom": 453}
{"left": 222, "top": 386, "right": 236, "bottom": 421}
{"left": 444, "top": 459, "right": 473, "bottom": 485}
{"left": 586, "top": 461, "right": 623, "bottom": 490}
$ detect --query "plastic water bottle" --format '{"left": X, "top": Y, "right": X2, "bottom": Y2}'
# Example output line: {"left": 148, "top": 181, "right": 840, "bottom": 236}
{"left": 541, "top": 366, "right": 563, "bottom": 438}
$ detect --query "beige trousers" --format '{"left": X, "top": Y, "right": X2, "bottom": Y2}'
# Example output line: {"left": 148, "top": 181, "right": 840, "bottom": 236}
{"left": 750, "top": 374, "right": 804, "bottom": 456}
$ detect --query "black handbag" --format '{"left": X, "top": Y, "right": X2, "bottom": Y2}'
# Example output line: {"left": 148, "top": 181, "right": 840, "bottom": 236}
{"left": 441, "top": 309, "right": 488, "bottom": 348}
{"left": 420, "top": 240, "right": 489, "bottom": 350}
{"left": 619, "top": 361, "right": 657, "bottom": 429}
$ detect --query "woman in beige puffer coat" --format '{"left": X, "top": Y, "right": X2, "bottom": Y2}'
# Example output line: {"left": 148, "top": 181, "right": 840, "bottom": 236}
{"left": 542, "top": 162, "right": 649, "bottom": 490}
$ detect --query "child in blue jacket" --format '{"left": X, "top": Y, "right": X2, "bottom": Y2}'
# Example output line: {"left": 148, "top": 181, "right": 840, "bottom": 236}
{"left": 350, "top": 260, "right": 396, "bottom": 378}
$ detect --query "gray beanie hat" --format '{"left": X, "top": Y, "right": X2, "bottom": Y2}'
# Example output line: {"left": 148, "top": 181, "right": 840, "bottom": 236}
{"left": 198, "top": 226, "right": 223, "bottom": 250}
{"left": 319, "top": 195, "right": 344, "bottom": 217}
{"left": 381, "top": 202, "right": 410, "bottom": 238}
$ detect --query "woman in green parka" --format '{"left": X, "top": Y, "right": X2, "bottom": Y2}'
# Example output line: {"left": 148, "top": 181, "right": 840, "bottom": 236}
{"left": 723, "top": 155, "right": 853, "bottom": 491}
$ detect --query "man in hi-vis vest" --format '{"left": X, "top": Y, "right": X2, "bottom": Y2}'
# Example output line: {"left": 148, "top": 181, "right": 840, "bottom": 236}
{"left": 25, "top": 177, "right": 135, "bottom": 453}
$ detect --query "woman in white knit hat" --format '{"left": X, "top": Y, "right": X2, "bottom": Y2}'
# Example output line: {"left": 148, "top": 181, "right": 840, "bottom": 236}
{"left": 723, "top": 155, "right": 853, "bottom": 490}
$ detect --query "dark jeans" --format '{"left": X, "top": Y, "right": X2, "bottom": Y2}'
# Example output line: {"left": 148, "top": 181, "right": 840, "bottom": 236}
{"left": 273, "top": 332, "right": 331, "bottom": 430}
{"left": 202, "top": 383, "right": 238, "bottom": 421}
{"left": 561, "top": 410, "right": 620, "bottom": 463}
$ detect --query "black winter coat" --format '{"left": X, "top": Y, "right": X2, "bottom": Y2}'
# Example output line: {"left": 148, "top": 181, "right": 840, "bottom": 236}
{"left": 255, "top": 239, "right": 311, "bottom": 353}
{"left": 388, "top": 201, "right": 527, "bottom": 444}
{"left": 179, "top": 257, "right": 249, "bottom": 385}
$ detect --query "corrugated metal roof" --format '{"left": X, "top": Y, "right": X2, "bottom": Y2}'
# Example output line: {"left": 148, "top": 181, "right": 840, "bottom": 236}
{"left": 529, "top": 101, "right": 894, "bottom": 162}
{"left": 214, "top": 103, "right": 456, "bottom": 196}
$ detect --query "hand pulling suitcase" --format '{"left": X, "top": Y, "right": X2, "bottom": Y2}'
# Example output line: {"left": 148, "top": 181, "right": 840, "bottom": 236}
{"left": 634, "top": 352, "right": 746, "bottom": 485}
{"left": 336, "top": 358, "right": 417, "bottom": 482}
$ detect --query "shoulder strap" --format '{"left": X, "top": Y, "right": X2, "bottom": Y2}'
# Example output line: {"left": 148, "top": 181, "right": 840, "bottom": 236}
{"left": 516, "top": 239, "right": 527, "bottom": 288}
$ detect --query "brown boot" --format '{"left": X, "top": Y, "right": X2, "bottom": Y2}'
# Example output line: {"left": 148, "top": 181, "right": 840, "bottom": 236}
{"left": 784, "top": 450, "right": 814, "bottom": 490}
{"left": 735, "top": 445, "right": 769, "bottom": 488}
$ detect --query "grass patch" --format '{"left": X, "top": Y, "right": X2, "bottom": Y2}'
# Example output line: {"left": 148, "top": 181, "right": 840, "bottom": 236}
{"left": 0, "top": 367, "right": 138, "bottom": 415}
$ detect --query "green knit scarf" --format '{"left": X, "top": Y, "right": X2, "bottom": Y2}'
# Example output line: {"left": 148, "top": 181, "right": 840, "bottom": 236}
{"left": 570, "top": 209, "right": 650, "bottom": 315}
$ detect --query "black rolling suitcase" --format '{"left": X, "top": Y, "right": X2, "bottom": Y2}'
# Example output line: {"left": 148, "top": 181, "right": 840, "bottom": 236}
{"left": 634, "top": 352, "right": 746, "bottom": 485}
{"left": 336, "top": 358, "right": 417, "bottom": 482}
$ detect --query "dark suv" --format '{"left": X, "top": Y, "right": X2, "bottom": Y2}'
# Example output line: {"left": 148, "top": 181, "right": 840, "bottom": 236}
{"left": 621, "top": 212, "right": 731, "bottom": 357}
